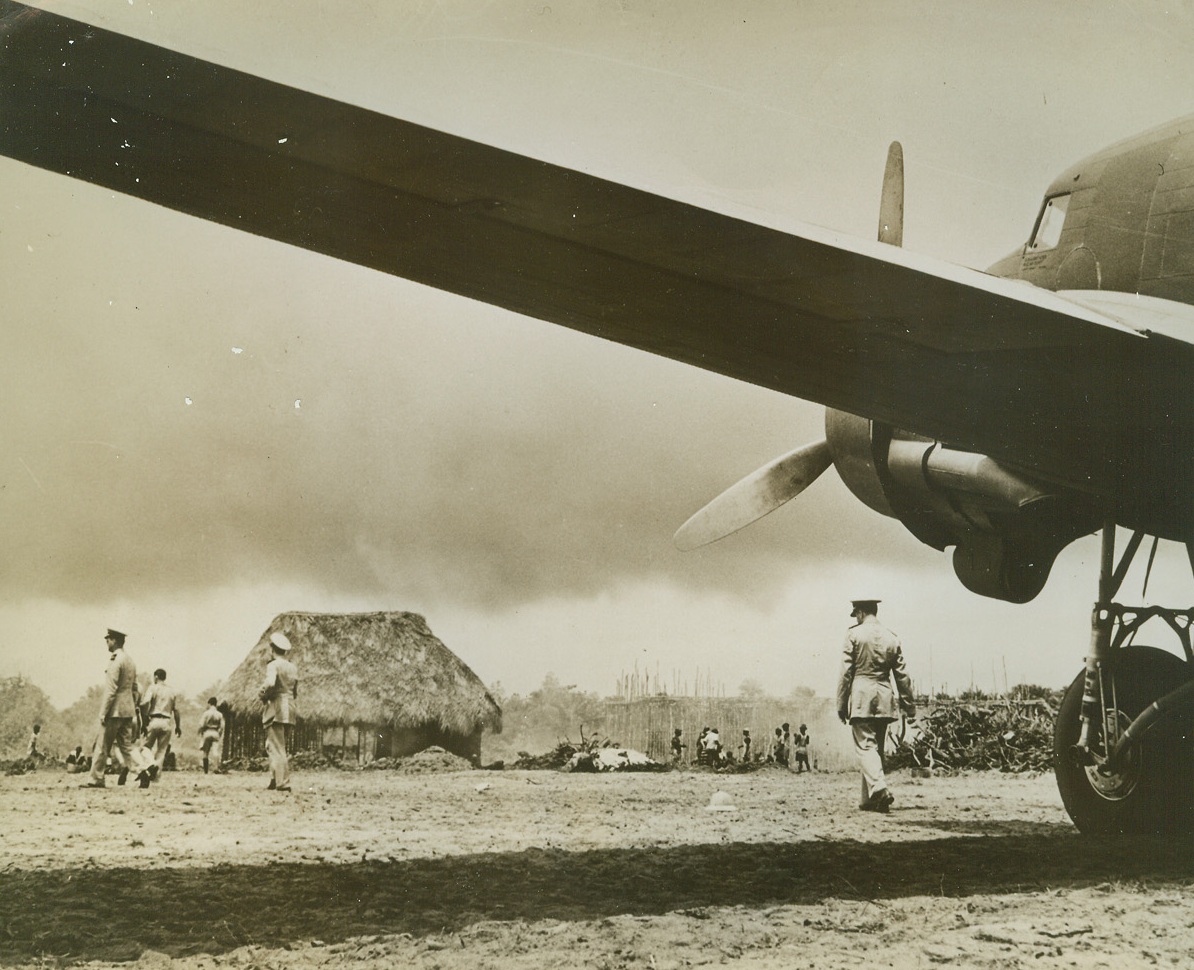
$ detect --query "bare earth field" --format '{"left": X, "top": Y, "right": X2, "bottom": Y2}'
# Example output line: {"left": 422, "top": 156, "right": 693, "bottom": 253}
{"left": 2, "top": 765, "right": 1194, "bottom": 969}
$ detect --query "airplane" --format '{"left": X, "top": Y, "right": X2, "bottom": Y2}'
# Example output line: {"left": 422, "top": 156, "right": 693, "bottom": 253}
{"left": 3, "top": 1, "right": 1193, "bottom": 835}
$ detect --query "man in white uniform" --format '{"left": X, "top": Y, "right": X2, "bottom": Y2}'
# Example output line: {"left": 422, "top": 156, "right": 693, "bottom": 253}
{"left": 837, "top": 600, "right": 915, "bottom": 812}
{"left": 141, "top": 668, "right": 182, "bottom": 780}
{"left": 260, "top": 632, "right": 298, "bottom": 792}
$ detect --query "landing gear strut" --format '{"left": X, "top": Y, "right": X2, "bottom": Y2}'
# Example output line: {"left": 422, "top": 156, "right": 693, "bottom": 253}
{"left": 1053, "top": 523, "right": 1194, "bottom": 835}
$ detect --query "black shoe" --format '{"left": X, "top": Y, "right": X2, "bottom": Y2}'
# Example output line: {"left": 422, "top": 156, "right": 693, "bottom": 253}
{"left": 147, "top": 765, "right": 160, "bottom": 782}
{"left": 267, "top": 779, "right": 277, "bottom": 790}
{"left": 117, "top": 767, "right": 129, "bottom": 786}
{"left": 137, "top": 771, "right": 152, "bottom": 789}
{"left": 861, "top": 789, "right": 893, "bottom": 812}
{"left": 865, "top": 789, "right": 894, "bottom": 813}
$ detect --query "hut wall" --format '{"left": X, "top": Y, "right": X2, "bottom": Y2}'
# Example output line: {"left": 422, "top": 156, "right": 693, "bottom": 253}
{"left": 316, "top": 723, "right": 482, "bottom": 763}
{"left": 223, "top": 715, "right": 482, "bottom": 765}
{"left": 223, "top": 715, "right": 263, "bottom": 762}
{"left": 223, "top": 716, "right": 318, "bottom": 762}
{"left": 603, "top": 695, "right": 845, "bottom": 770}
{"left": 380, "top": 724, "right": 482, "bottom": 763}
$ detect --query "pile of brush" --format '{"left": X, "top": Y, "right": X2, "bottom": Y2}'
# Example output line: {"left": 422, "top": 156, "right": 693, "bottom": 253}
{"left": 511, "top": 726, "right": 665, "bottom": 772}
{"left": 510, "top": 741, "right": 583, "bottom": 770}
{"left": 887, "top": 699, "right": 1057, "bottom": 773}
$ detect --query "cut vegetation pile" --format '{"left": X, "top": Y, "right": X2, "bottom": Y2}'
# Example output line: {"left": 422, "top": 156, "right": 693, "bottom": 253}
{"left": 888, "top": 700, "right": 1056, "bottom": 773}
{"left": 511, "top": 731, "right": 666, "bottom": 772}
{"left": 510, "top": 742, "right": 581, "bottom": 770}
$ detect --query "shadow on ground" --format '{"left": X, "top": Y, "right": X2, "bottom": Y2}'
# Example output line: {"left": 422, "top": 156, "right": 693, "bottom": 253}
{"left": 900, "top": 819, "right": 1072, "bottom": 837}
{"left": 3, "top": 832, "right": 1192, "bottom": 963}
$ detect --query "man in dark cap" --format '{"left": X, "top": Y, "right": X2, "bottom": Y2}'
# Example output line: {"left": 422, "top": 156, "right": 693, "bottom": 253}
{"left": 837, "top": 600, "right": 915, "bottom": 812}
{"left": 84, "top": 629, "right": 154, "bottom": 789}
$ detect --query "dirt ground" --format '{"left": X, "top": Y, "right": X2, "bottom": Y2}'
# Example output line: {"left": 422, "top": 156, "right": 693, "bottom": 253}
{"left": 2, "top": 763, "right": 1193, "bottom": 969}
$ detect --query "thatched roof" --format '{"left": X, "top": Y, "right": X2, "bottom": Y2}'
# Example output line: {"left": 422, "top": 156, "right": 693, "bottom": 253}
{"left": 220, "top": 612, "right": 501, "bottom": 735}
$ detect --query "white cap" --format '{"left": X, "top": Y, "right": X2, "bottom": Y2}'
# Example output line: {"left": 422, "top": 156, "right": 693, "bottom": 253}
{"left": 269, "top": 632, "right": 292, "bottom": 652}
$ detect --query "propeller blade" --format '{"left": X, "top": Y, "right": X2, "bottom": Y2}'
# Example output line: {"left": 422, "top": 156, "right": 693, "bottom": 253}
{"left": 878, "top": 140, "right": 904, "bottom": 246}
{"left": 674, "top": 439, "right": 832, "bottom": 551}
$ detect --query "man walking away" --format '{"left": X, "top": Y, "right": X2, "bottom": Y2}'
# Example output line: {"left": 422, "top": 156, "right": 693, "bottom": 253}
{"left": 199, "top": 697, "right": 226, "bottom": 774}
{"left": 837, "top": 599, "right": 915, "bottom": 812}
{"left": 141, "top": 668, "right": 181, "bottom": 781}
{"left": 260, "top": 632, "right": 298, "bottom": 792}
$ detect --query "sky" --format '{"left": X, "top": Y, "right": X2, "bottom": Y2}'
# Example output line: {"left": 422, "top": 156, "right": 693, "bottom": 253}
{"left": 4, "top": 0, "right": 1194, "bottom": 711}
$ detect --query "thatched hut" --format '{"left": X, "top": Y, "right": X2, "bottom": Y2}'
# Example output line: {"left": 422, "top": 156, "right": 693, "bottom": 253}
{"left": 220, "top": 611, "right": 502, "bottom": 764}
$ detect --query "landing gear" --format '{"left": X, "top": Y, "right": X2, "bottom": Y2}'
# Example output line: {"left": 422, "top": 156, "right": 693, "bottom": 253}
{"left": 1052, "top": 524, "right": 1194, "bottom": 835}
{"left": 1055, "top": 646, "right": 1194, "bottom": 834}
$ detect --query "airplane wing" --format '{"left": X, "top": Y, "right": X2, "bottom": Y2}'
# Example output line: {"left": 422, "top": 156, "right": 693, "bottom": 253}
{"left": 3, "top": 3, "right": 1191, "bottom": 515}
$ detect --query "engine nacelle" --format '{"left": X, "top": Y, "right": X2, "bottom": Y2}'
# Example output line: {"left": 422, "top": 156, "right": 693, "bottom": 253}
{"left": 825, "top": 409, "right": 1097, "bottom": 603}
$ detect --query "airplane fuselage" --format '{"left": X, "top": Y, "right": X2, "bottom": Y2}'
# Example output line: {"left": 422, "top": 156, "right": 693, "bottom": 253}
{"left": 1000, "top": 115, "right": 1194, "bottom": 303}
{"left": 985, "top": 115, "right": 1194, "bottom": 543}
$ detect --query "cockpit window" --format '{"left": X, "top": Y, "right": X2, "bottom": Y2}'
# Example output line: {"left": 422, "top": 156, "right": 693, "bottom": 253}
{"left": 1029, "top": 194, "right": 1070, "bottom": 251}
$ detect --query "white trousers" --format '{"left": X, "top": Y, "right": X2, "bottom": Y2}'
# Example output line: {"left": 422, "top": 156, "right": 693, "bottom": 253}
{"left": 265, "top": 722, "right": 292, "bottom": 789}
{"left": 201, "top": 732, "right": 223, "bottom": 768}
{"left": 850, "top": 718, "right": 891, "bottom": 802}
{"left": 145, "top": 717, "right": 174, "bottom": 770}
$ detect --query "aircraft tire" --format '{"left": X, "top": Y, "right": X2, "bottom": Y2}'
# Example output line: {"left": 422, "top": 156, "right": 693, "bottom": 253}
{"left": 1054, "top": 645, "right": 1194, "bottom": 835}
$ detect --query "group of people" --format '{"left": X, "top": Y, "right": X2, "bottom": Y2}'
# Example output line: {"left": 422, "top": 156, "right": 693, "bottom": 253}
{"left": 670, "top": 721, "right": 812, "bottom": 771}
{"left": 80, "top": 627, "right": 299, "bottom": 793}
{"left": 81, "top": 628, "right": 190, "bottom": 789}
{"left": 768, "top": 722, "right": 812, "bottom": 771}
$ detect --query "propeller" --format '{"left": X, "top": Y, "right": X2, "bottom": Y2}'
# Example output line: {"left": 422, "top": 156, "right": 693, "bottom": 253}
{"left": 878, "top": 141, "right": 904, "bottom": 246}
{"left": 674, "top": 439, "right": 832, "bottom": 550}
{"left": 673, "top": 142, "right": 904, "bottom": 552}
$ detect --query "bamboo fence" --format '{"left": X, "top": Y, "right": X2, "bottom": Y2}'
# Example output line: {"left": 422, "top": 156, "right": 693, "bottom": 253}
{"left": 603, "top": 691, "right": 844, "bottom": 769}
